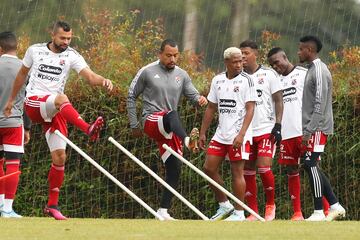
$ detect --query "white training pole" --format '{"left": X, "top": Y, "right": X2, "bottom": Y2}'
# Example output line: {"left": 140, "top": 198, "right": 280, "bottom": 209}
{"left": 108, "top": 137, "right": 209, "bottom": 221}
{"left": 54, "top": 130, "right": 164, "bottom": 221}
{"left": 162, "top": 143, "right": 265, "bottom": 222}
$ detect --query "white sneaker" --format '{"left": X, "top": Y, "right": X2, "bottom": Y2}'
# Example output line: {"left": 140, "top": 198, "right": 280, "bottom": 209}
{"left": 156, "top": 209, "right": 175, "bottom": 221}
{"left": 210, "top": 205, "right": 234, "bottom": 220}
{"left": 224, "top": 211, "right": 246, "bottom": 221}
{"left": 325, "top": 205, "right": 346, "bottom": 221}
{"left": 1, "top": 210, "right": 22, "bottom": 218}
{"left": 305, "top": 211, "right": 325, "bottom": 221}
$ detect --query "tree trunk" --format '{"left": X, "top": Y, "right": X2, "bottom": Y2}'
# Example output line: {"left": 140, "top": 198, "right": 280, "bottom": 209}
{"left": 183, "top": 0, "right": 198, "bottom": 53}
{"left": 231, "top": 0, "right": 250, "bottom": 46}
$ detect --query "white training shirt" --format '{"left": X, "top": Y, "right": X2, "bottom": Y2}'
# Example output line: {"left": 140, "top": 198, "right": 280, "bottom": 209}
{"left": 207, "top": 71, "right": 256, "bottom": 145}
{"left": 23, "top": 43, "right": 88, "bottom": 96}
{"left": 280, "top": 66, "right": 307, "bottom": 140}
{"left": 251, "top": 65, "right": 282, "bottom": 137}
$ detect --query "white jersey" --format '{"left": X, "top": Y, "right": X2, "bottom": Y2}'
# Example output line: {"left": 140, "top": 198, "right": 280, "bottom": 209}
{"left": 23, "top": 43, "right": 88, "bottom": 96}
{"left": 280, "top": 66, "right": 307, "bottom": 140}
{"left": 251, "top": 65, "right": 282, "bottom": 137}
{"left": 207, "top": 71, "right": 256, "bottom": 145}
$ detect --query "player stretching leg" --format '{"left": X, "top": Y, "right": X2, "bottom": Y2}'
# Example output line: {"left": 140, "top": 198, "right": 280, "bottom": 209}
{"left": 3, "top": 21, "right": 113, "bottom": 220}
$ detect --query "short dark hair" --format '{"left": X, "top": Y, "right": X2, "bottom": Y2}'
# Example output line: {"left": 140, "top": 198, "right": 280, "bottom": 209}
{"left": 239, "top": 40, "right": 258, "bottom": 50}
{"left": 53, "top": 21, "right": 71, "bottom": 33}
{"left": 160, "top": 39, "right": 178, "bottom": 52}
{"left": 0, "top": 31, "right": 17, "bottom": 52}
{"left": 267, "top": 47, "right": 284, "bottom": 58}
{"left": 299, "top": 35, "right": 322, "bottom": 53}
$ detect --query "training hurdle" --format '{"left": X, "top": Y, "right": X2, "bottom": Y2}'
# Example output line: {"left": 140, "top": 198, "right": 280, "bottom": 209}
{"left": 108, "top": 137, "right": 209, "bottom": 220}
{"left": 54, "top": 130, "right": 164, "bottom": 221}
{"left": 163, "top": 143, "right": 265, "bottom": 222}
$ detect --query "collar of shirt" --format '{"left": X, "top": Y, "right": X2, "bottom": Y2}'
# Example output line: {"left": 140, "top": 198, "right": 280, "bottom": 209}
{"left": 0, "top": 54, "right": 18, "bottom": 59}
{"left": 158, "top": 61, "right": 175, "bottom": 72}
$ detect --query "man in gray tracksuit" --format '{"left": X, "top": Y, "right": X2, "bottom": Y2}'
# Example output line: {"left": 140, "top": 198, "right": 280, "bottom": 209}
{"left": 298, "top": 35, "right": 345, "bottom": 221}
{"left": 127, "top": 39, "right": 207, "bottom": 220}
{"left": 0, "top": 31, "right": 31, "bottom": 218}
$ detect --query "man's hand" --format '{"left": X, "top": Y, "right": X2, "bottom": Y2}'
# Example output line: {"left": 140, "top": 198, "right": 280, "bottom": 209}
{"left": 270, "top": 123, "right": 282, "bottom": 146}
{"left": 302, "top": 134, "right": 311, "bottom": 147}
{"left": 24, "top": 130, "right": 30, "bottom": 145}
{"left": 198, "top": 96, "right": 208, "bottom": 107}
{"left": 3, "top": 101, "right": 14, "bottom": 117}
{"left": 103, "top": 79, "right": 113, "bottom": 92}
{"left": 131, "top": 128, "right": 143, "bottom": 138}
{"left": 199, "top": 134, "right": 207, "bottom": 150}
{"left": 233, "top": 133, "right": 244, "bottom": 149}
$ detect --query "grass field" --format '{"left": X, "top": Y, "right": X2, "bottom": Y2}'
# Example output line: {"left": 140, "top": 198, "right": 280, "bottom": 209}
{"left": 1, "top": 218, "right": 359, "bottom": 240}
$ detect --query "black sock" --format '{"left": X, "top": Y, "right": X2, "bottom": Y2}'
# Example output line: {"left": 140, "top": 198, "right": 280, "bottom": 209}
{"left": 162, "top": 111, "right": 187, "bottom": 141}
{"left": 160, "top": 155, "right": 182, "bottom": 209}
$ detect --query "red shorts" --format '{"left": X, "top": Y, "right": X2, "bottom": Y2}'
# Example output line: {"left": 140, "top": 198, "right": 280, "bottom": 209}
{"left": 144, "top": 111, "right": 182, "bottom": 163}
{"left": 278, "top": 136, "right": 302, "bottom": 165}
{"left": 207, "top": 140, "right": 251, "bottom": 161}
{"left": 25, "top": 95, "right": 68, "bottom": 136}
{"left": 304, "top": 131, "right": 328, "bottom": 153}
{"left": 0, "top": 126, "right": 24, "bottom": 153}
{"left": 249, "top": 133, "right": 275, "bottom": 161}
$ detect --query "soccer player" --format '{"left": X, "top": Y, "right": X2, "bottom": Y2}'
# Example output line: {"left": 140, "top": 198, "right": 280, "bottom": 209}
{"left": 298, "top": 35, "right": 345, "bottom": 221}
{"left": 3, "top": 21, "right": 113, "bottom": 220}
{"left": 200, "top": 47, "right": 256, "bottom": 221}
{"left": 127, "top": 39, "right": 207, "bottom": 220}
{"left": 240, "top": 40, "right": 283, "bottom": 221}
{"left": 0, "top": 31, "right": 31, "bottom": 218}
{"left": 267, "top": 47, "right": 307, "bottom": 220}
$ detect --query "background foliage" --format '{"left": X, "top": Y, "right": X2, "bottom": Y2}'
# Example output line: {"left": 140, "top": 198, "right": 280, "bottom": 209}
{"left": 1, "top": 0, "right": 359, "bottom": 220}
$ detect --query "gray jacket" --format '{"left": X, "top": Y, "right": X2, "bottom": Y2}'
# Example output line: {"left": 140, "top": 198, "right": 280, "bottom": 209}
{"left": 127, "top": 60, "right": 200, "bottom": 128}
{"left": 0, "top": 55, "right": 29, "bottom": 129}
{"left": 302, "top": 58, "right": 334, "bottom": 136}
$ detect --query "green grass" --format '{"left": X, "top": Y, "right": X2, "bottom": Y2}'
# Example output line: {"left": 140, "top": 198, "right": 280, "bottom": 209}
{"left": 1, "top": 218, "right": 359, "bottom": 240}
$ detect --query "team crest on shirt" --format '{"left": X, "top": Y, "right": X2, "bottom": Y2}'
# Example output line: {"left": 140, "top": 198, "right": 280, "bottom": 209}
{"left": 59, "top": 59, "right": 65, "bottom": 66}
{"left": 233, "top": 86, "right": 239, "bottom": 92}
{"left": 258, "top": 78, "right": 264, "bottom": 84}
{"left": 175, "top": 76, "right": 181, "bottom": 84}
{"left": 291, "top": 79, "right": 297, "bottom": 85}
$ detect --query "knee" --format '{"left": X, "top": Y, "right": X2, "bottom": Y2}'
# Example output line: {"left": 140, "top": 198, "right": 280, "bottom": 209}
{"left": 286, "top": 165, "right": 299, "bottom": 175}
{"left": 55, "top": 94, "right": 70, "bottom": 108}
{"left": 52, "top": 151, "right": 67, "bottom": 165}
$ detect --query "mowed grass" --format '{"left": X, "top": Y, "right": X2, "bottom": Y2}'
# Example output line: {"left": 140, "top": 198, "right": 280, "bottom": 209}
{"left": 1, "top": 218, "right": 359, "bottom": 240}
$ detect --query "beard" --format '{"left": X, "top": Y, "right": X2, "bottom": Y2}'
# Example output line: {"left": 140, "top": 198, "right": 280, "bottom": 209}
{"left": 53, "top": 42, "right": 68, "bottom": 53}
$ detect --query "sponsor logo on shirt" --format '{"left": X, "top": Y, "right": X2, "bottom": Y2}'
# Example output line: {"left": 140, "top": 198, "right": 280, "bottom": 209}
{"left": 38, "top": 64, "right": 62, "bottom": 75}
{"left": 219, "top": 99, "right": 236, "bottom": 108}
{"left": 219, "top": 99, "right": 237, "bottom": 114}
{"left": 283, "top": 87, "right": 296, "bottom": 97}
{"left": 154, "top": 74, "right": 160, "bottom": 79}
{"left": 37, "top": 73, "right": 60, "bottom": 82}
{"left": 256, "top": 89, "right": 262, "bottom": 97}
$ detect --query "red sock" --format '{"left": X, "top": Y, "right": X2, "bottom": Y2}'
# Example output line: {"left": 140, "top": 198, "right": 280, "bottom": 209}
{"left": 322, "top": 197, "right": 330, "bottom": 216}
{"left": 0, "top": 158, "right": 5, "bottom": 195}
{"left": 288, "top": 173, "right": 301, "bottom": 213}
{"left": 48, "top": 164, "right": 65, "bottom": 206}
{"left": 258, "top": 166, "right": 275, "bottom": 206}
{"left": 59, "top": 102, "right": 89, "bottom": 133}
{"left": 4, "top": 160, "right": 20, "bottom": 199}
{"left": 244, "top": 169, "right": 258, "bottom": 213}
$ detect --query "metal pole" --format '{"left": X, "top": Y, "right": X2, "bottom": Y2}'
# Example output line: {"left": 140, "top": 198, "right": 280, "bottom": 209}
{"left": 108, "top": 137, "right": 209, "bottom": 220}
{"left": 54, "top": 130, "right": 164, "bottom": 221}
{"left": 163, "top": 143, "right": 265, "bottom": 222}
